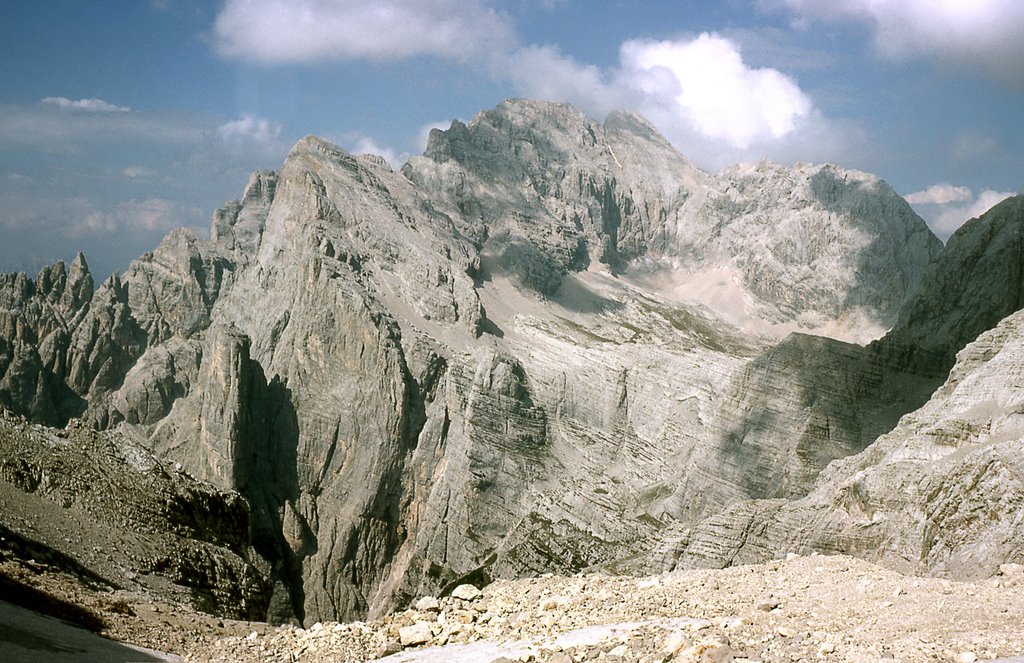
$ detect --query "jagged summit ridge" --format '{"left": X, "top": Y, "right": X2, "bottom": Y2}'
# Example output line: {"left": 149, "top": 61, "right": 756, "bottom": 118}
{"left": 408, "top": 99, "right": 940, "bottom": 340}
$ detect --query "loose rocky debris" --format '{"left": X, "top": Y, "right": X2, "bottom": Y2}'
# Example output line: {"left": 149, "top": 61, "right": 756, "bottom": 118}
{"left": 184, "top": 554, "right": 1024, "bottom": 662}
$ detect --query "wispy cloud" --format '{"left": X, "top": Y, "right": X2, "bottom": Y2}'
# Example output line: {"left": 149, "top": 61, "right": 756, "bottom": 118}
{"left": 0, "top": 102, "right": 205, "bottom": 151}
{"left": 41, "top": 96, "right": 131, "bottom": 112}
{"left": 216, "top": 115, "right": 282, "bottom": 143}
{"left": 341, "top": 120, "right": 454, "bottom": 169}
{"left": 416, "top": 121, "right": 455, "bottom": 151}
{"left": 121, "top": 166, "right": 156, "bottom": 179}
{"left": 906, "top": 184, "right": 1016, "bottom": 239}
{"left": 208, "top": 3, "right": 852, "bottom": 170}
{"left": 0, "top": 100, "right": 291, "bottom": 278}
{"left": 772, "top": 0, "right": 1024, "bottom": 86}
{"left": 63, "top": 197, "right": 201, "bottom": 239}
{"left": 346, "top": 136, "right": 407, "bottom": 169}
{"left": 904, "top": 183, "right": 972, "bottom": 205}
{"left": 213, "top": 0, "right": 515, "bottom": 63}
{"left": 4, "top": 172, "right": 34, "bottom": 184}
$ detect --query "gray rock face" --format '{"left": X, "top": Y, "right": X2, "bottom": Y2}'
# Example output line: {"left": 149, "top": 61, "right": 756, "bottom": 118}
{"left": 649, "top": 195, "right": 1024, "bottom": 576}
{"left": 406, "top": 99, "right": 940, "bottom": 338}
{"left": 0, "top": 253, "right": 142, "bottom": 425}
{"left": 212, "top": 169, "right": 277, "bottom": 261}
{"left": 123, "top": 228, "right": 237, "bottom": 345}
{"left": 1, "top": 100, "right": 1018, "bottom": 627}
{"left": 881, "top": 195, "right": 1024, "bottom": 372}
{"left": 670, "top": 161, "right": 942, "bottom": 334}
{"left": 660, "top": 305, "right": 1024, "bottom": 579}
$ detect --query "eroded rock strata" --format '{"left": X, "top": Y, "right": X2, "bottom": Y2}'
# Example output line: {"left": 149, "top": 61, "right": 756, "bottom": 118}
{"left": 0, "top": 100, "right": 1021, "bottom": 627}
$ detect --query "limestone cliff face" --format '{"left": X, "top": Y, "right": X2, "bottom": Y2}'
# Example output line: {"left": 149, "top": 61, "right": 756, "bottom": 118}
{"left": 123, "top": 228, "right": 237, "bottom": 346}
{"left": 659, "top": 306, "right": 1024, "bottom": 579}
{"left": 652, "top": 195, "right": 1024, "bottom": 577}
{"left": 211, "top": 169, "right": 277, "bottom": 262}
{"left": 0, "top": 253, "right": 148, "bottom": 425}
{"left": 881, "top": 195, "right": 1024, "bottom": 372}
{"left": 675, "top": 161, "right": 942, "bottom": 330}
{"left": 2, "top": 100, "right": 1019, "bottom": 626}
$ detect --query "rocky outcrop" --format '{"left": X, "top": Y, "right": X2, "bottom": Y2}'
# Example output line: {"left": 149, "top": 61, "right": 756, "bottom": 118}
{"left": 671, "top": 161, "right": 943, "bottom": 334}
{"left": 880, "top": 194, "right": 1024, "bottom": 372}
{"left": 0, "top": 253, "right": 98, "bottom": 424}
{"left": 212, "top": 170, "right": 277, "bottom": 261}
{"left": 0, "top": 409, "right": 270, "bottom": 619}
{"left": 123, "top": 229, "right": 237, "bottom": 345}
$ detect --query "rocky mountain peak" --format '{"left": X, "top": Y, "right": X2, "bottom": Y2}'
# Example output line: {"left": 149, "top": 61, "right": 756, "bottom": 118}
{"left": 881, "top": 194, "right": 1024, "bottom": 372}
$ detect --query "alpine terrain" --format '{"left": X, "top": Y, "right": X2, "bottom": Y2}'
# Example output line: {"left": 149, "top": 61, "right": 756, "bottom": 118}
{"left": 1, "top": 99, "right": 1022, "bottom": 660}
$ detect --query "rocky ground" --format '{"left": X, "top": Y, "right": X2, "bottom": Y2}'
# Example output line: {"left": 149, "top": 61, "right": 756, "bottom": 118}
{"left": 3, "top": 541, "right": 1024, "bottom": 662}
{"left": 176, "top": 554, "right": 1023, "bottom": 663}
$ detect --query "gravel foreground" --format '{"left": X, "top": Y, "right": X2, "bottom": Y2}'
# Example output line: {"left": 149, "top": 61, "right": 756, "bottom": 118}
{"left": 177, "top": 554, "right": 1023, "bottom": 663}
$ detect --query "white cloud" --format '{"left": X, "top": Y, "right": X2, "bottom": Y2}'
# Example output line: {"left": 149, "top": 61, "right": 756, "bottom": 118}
{"left": 216, "top": 116, "right": 282, "bottom": 143}
{"left": 502, "top": 33, "right": 846, "bottom": 170}
{"left": 907, "top": 185, "right": 1016, "bottom": 239}
{"left": 117, "top": 198, "right": 192, "bottom": 232}
{"left": 904, "top": 183, "right": 972, "bottom": 205}
{"left": 64, "top": 198, "right": 200, "bottom": 239}
{"left": 213, "top": 0, "right": 515, "bottom": 63}
{"left": 0, "top": 102, "right": 205, "bottom": 151}
{"left": 774, "top": 0, "right": 1024, "bottom": 85}
{"left": 42, "top": 96, "right": 131, "bottom": 112}
{"left": 209, "top": 4, "right": 845, "bottom": 170}
{"left": 619, "top": 35, "right": 812, "bottom": 149}
{"left": 347, "top": 135, "right": 408, "bottom": 169}
{"left": 505, "top": 45, "right": 625, "bottom": 115}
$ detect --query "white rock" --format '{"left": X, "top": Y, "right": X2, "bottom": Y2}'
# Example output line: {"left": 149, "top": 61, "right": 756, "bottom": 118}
{"left": 398, "top": 622, "right": 433, "bottom": 647}
{"left": 451, "top": 584, "right": 482, "bottom": 601}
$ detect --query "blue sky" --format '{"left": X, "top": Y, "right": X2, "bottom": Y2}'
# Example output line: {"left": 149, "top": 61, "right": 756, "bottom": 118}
{"left": 2, "top": 0, "right": 1023, "bottom": 280}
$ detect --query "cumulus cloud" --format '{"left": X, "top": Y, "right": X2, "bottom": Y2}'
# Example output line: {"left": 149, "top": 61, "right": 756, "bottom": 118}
{"left": 774, "top": 0, "right": 1024, "bottom": 85}
{"left": 906, "top": 185, "right": 1016, "bottom": 239}
{"left": 904, "top": 183, "right": 972, "bottom": 205}
{"left": 619, "top": 36, "right": 812, "bottom": 149}
{"left": 42, "top": 97, "right": 131, "bottom": 112}
{"left": 216, "top": 116, "right": 282, "bottom": 143}
{"left": 213, "top": 0, "right": 515, "bottom": 63}
{"left": 209, "top": 3, "right": 844, "bottom": 169}
{"left": 504, "top": 33, "right": 847, "bottom": 170}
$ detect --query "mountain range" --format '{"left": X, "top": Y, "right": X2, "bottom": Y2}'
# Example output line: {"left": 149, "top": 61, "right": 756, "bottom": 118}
{"left": 1, "top": 99, "right": 1021, "bottom": 627}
